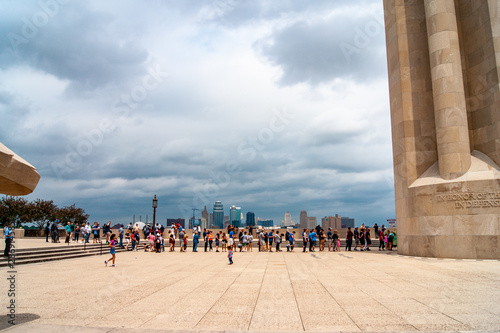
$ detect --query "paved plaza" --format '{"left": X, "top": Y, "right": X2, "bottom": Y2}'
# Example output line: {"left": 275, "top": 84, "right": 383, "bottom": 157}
{"left": 1, "top": 239, "right": 500, "bottom": 332}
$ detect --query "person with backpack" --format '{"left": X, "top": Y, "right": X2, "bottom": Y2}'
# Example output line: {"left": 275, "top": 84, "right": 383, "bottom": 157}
{"left": 268, "top": 230, "right": 274, "bottom": 252}
{"left": 332, "top": 230, "right": 339, "bottom": 251}
{"left": 289, "top": 231, "right": 295, "bottom": 252}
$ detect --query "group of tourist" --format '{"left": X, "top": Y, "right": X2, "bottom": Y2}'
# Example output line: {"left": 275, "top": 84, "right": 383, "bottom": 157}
{"left": 344, "top": 224, "right": 397, "bottom": 251}
{"left": 42, "top": 220, "right": 397, "bottom": 254}
{"left": 44, "top": 220, "right": 115, "bottom": 244}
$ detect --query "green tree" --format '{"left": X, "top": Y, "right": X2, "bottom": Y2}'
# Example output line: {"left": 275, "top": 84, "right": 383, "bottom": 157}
{"left": 0, "top": 196, "right": 30, "bottom": 228}
{"left": 57, "top": 204, "right": 89, "bottom": 225}
{"left": 32, "top": 199, "right": 58, "bottom": 230}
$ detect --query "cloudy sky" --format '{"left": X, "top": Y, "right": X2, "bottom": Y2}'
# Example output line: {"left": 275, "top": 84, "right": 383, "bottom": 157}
{"left": 0, "top": 0, "right": 394, "bottom": 227}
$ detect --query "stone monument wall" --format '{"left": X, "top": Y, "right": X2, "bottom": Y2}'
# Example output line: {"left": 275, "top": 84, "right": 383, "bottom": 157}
{"left": 384, "top": 0, "right": 500, "bottom": 258}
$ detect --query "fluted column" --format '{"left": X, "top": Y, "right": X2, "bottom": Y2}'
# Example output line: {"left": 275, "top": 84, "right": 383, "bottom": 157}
{"left": 424, "top": 0, "right": 471, "bottom": 180}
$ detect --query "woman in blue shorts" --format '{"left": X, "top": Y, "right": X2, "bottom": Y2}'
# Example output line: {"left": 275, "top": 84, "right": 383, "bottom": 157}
{"left": 105, "top": 234, "right": 117, "bottom": 267}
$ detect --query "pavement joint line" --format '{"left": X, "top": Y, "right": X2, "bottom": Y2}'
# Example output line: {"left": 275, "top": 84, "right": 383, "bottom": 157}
{"left": 131, "top": 257, "right": 221, "bottom": 328}
{"left": 283, "top": 252, "right": 306, "bottom": 332}
{"left": 295, "top": 252, "right": 362, "bottom": 332}
{"left": 411, "top": 297, "right": 472, "bottom": 330}
{"left": 193, "top": 251, "right": 259, "bottom": 330}
{"left": 246, "top": 253, "right": 270, "bottom": 331}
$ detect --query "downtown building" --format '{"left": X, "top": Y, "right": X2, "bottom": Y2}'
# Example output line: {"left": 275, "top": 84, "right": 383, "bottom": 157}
{"left": 246, "top": 211, "right": 255, "bottom": 227}
{"left": 281, "top": 211, "right": 295, "bottom": 227}
{"left": 213, "top": 201, "right": 224, "bottom": 229}
{"left": 229, "top": 205, "right": 242, "bottom": 227}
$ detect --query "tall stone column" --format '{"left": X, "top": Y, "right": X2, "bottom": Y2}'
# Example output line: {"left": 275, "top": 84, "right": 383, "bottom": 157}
{"left": 424, "top": 0, "right": 471, "bottom": 180}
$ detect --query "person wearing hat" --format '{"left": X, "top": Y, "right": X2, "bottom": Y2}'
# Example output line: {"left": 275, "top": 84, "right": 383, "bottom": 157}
{"left": 3, "top": 222, "right": 13, "bottom": 257}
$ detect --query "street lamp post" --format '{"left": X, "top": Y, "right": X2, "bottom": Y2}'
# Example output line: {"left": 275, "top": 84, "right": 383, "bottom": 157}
{"left": 152, "top": 195, "right": 158, "bottom": 232}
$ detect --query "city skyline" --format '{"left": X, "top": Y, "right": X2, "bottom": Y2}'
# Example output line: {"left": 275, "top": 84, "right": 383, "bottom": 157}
{"left": 0, "top": 1, "right": 395, "bottom": 227}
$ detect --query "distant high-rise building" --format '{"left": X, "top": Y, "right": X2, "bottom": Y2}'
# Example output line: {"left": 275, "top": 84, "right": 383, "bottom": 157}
{"left": 209, "top": 213, "right": 213, "bottom": 228}
{"left": 282, "top": 211, "right": 294, "bottom": 226}
{"left": 307, "top": 216, "right": 317, "bottom": 229}
{"left": 300, "top": 210, "right": 308, "bottom": 228}
{"left": 257, "top": 219, "right": 274, "bottom": 227}
{"left": 202, "top": 206, "right": 208, "bottom": 223}
{"left": 246, "top": 212, "right": 255, "bottom": 227}
{"left": 341, "top": 217, "right": 355, "bottom": 229}
{"left": 229, "top": 205, "right": 242, "bottom": 227}
{"left": 322, "top": 214, "right": 342, "bottom": 230}
{"left": 213, "top": 201, "right": 224, "bottom": 228}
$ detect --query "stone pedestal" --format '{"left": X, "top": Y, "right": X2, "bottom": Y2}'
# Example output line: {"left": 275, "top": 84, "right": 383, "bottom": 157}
{"left": 384, "top": 0, "right": 500, "bottom": 258}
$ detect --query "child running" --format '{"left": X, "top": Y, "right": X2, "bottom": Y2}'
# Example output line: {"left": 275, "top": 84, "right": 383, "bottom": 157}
{"left": 228, "top": 245, "right": 233, "bottom": 265}
{"left": 105, "top": 234, "right": 117, "bottom": 267}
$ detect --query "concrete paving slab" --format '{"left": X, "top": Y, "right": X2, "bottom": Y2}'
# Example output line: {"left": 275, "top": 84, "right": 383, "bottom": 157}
{"left": 1, "top": 239, "right": 500, "bottom": 332}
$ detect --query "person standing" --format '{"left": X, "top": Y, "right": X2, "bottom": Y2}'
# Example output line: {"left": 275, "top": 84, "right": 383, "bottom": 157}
{"left": 208, "top": 231, "right": 213, "bottom": 251}
{"left": 193, "top": 231, "right": 199, "bottom": 252}
{"left": 289, "top": 231, "right": 295, "bottom": 252}
{"left": 268, "top": 230, "right": 274, "bottom": 252}
{"left": 45, "top": 223, "right": 50, "bottom": 242}
{"left": 379, "top": 228, "right": 385, "bottom": 251}
{"left": 332, "top": 230, "right": 339, "bottom": 252}
{"left": 228, "top": 245, "right": 233, "bottom": 265}
{"left": 327, "top": 228, "right": 333, "bottom": 251}
{"left": 309, "top": 229, "right": 317, "bottom": 252}
{"left": 302, "top": 229, "right": 308, "bottom": 252}
{"left": 74, "top": 223, "right": 80, "bottom": 243}
{"left": 346, "top": 227, "right": 353, "bottom": 251}
{"left": 103, "top": 221, "right": 112, "bottom": 244}
{"left": 3, "top": 222, "right": 13, "bottom": 257}
{"left": 203, "top": 228, "right": 208, "bottom": 252}
{"left": 118, "top": 225, "right": 124, "bottom": 248}
{"left": 92, "top": 222, "right": 100, "bottom": 243}
{"left": 229, "top": 227, "right": 235, "bottom": 250}
{"left": 65, "top": 222, "right": 71, "bottom": 243}
{"left": 353, "top": 227, "right": 359, "bottom": 251}
{"left": 365, "top": 228, "right": 371, "bottom": 251}
{"left": 179, "top": 228, "right": 185, "bottom": 250}
{"left": 85, "top": 222, "right": 91, "bottom": 243}
{"left": 275, "top": 231, "right": 281, "bottom": 252}
{"left": 104, "top": 234, "right": 117, "bottom": 267}
{"left": 215, "top": 231, "right": 220, "bottom": 252}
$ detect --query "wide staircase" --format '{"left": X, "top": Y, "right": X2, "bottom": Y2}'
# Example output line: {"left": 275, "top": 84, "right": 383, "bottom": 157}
{"left": 0, "top": 242, "right": 128, "bottom": 267}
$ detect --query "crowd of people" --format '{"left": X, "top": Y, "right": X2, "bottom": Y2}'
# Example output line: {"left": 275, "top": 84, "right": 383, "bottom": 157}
{"left": 41, "top": 220, "right": 397, "bottom": 253}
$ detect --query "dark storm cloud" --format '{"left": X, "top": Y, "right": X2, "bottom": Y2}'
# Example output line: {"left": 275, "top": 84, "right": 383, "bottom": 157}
{"left": 255, "top": 13, "right": 387, "bottom": 85}
{"left": 0, "top": 1, "right": 148, "bottom": 93}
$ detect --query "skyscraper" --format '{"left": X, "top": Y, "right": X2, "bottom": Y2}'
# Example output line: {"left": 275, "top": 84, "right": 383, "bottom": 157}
{"left": 202, "top": 206, "right": 208, "bottom": 224}
{"left": 229, "top": 205, "right": 242, "bottom": 227}
{"left": 213, "top": 201, "right": 224, "bottom": 229}
{"left": 282, "top": 211, "right": 293, "bottom": 226}
{"left": 300, "top": 210, "right": 308, "bottom": 228}
{"left": 246, "top": 211, "right": 255, "bottom": 227}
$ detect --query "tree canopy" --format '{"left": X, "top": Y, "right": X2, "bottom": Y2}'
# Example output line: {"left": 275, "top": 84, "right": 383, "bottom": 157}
{"left": 0, "top": 196, "right": 89, "bottom": 228}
